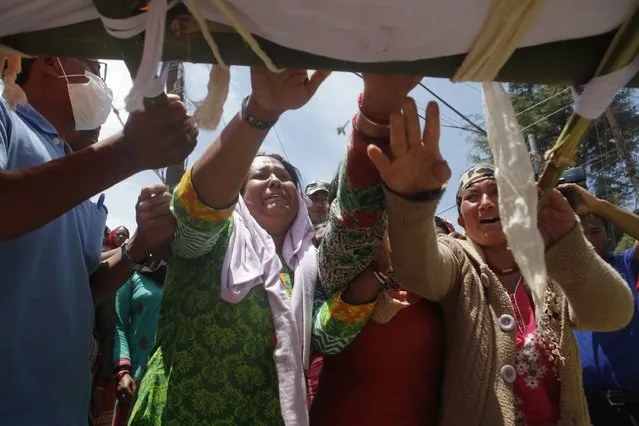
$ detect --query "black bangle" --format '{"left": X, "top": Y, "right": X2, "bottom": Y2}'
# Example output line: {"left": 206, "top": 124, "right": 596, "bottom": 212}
{"left": 384, "top": 182, "right": 446, "bottom": 202}
{"left": 240, "top": 96, "right": 279, "bottom": 129}
{"left": 352, "top": 122, "right": 390, "bottom": 147}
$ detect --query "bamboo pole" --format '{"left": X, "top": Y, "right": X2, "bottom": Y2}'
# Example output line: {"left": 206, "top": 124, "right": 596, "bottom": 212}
{"left": 537, "top": 6, "right": 639, "bottom": 201}
{"left": 1, "top": 14, "right": 637, "bottom": 87}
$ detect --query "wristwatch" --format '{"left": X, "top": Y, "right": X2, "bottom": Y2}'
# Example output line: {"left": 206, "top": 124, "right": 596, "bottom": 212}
{"left": 121, "top": 241, "right": 152, "bottom": 272}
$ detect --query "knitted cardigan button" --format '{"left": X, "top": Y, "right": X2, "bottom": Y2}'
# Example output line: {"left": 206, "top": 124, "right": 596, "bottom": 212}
{"left": 480, "top": 273, "right": 490, "bottom": 288}
{"left": 498, "top": 314, "right": 515, "bottom": 331}
{"left": 500, "top": 365, "right": 516, "bottom": 383}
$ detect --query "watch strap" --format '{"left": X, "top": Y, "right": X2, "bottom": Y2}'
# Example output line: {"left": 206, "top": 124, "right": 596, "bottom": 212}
{"left": 240, "top": 96, "right": 279, "bottom": 129}
{"left": 384, "top": 182, "right": 446, "bottom": 202}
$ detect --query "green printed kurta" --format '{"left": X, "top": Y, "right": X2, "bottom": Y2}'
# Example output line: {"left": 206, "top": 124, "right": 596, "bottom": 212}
{"left": 129, "top": 169, "right": 290, "bottom": 426}
{"left": 312, "top": 128, "right": 410, "bottom": 355}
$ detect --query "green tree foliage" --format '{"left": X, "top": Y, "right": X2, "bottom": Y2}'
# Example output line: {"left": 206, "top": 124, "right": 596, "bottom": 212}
{"left": 615, "top": 233, "right": 636, "bottom": 254}
{"left": 468, "top": 84, "right": 639, "bottom": 208}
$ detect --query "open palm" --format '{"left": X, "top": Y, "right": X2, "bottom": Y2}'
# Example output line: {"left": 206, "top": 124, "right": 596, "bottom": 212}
{"left": 368, "top": 98, "right": 451, "bottom": 195}
{"left": 250, "top": 68, "right": 330, "bottom": 116}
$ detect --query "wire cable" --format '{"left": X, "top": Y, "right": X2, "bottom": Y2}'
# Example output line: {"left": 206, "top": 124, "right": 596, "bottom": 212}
{"left": 515, "top": 88, "right": 571, "bottom": 117}
{"left": 272, "top": 125, "right": 290, "bottom": 161}
{"left": 350, "top": 72, "right": 487, "bottom": 136}
{"left": 521, "top": 104, "right": 572, "bottom": 131}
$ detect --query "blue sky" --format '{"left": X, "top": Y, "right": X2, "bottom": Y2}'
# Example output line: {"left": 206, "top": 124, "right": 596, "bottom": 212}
{"left": 96, "top": 61, "right": 485, "bottom": 232}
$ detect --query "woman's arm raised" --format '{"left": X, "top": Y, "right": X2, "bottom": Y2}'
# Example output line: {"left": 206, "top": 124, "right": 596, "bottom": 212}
{"left": 369, "top": 98, "right": 458, "bottom": 301}
{"left": 191, "top": 68, "right": 329, "bottom": 209}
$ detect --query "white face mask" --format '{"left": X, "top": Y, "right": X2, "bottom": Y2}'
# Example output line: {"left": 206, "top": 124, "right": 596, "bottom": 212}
{"left": 57, "top": 61, "right": 113, "bottom": 131}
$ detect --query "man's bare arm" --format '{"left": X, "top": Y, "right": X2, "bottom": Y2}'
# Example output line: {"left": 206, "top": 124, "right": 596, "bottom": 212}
{"left": 0, "top": 96, "right": 197, "bottom": 241}
{"left": 0, "top": 135, "right": 137, "bottom": 241}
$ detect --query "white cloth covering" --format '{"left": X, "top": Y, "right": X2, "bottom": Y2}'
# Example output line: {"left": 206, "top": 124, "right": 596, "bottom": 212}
{"left": 0, "top": 0, "right": 633, "bottom": 62}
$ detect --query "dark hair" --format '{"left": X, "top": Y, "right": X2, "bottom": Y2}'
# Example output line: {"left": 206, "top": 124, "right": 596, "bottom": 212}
{"left": 15, "top": 58, "right": 37, "bottom": 86}
{"left": 435, "top": 216, "right": 451, "bottom": 234}
{"left": 240, "top": 153, "right": 302, "bottom": 195}
{"left": 328, "top": 162, "right": 341, "bottom": 205}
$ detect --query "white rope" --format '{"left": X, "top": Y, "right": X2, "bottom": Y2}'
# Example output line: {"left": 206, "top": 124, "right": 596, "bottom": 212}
{"left": 98, "top": 0, "right": 280, "bottom": 129}
{"left": 181, "top": 0, "right": 282, "bottom": 128}
{"left": 206, "top": 0, "right": 280, "bottom": 73}
{"left": 182, "top": 0, "right": 229, "bottom": 129}
{"left": 572, "top": 54, "right": 639, "bottom": 120}
{"left": 182, "top": 0, "right": 227, "bottom": 67}
{"left": 98, "top": 0, "right": 179, "bottom": 112}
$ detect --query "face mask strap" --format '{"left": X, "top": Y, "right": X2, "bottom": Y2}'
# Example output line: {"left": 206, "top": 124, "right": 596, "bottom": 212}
{"left": 56, "top": 58, "right": 71, "bottom": 85}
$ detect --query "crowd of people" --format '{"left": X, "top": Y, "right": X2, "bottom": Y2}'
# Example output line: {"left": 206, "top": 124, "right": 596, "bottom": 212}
{"left": 1, "top": 57, "right": 639, "bottom": 426}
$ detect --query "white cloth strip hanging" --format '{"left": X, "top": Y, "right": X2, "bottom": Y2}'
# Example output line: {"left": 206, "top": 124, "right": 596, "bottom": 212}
{"left": 572, "top": 53, "right": 639, "bottom": 120}
{"left": 482, "top": 82, "right": 548, "bottom": 326}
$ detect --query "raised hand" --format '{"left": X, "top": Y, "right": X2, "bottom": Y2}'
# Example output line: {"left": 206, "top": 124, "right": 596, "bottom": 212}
{"left": 248, "top": 68, "right": 331, "bottom": 120}
{"left": 538, "top": 187, "right": 577, "bottom": 248}
{"left": 121, "top": 94, "right": 198, "bottom": 171}
{"left": 557, "top": 183, "right": 599, "bottom": 215}
{"left": 127, "top": 184, "right": 175, "bottom": 262}
{"left": 367, "top": 97, "right": 451, "bottom": 196}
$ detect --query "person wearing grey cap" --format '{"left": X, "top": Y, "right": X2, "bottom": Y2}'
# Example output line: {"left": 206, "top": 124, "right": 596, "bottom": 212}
{"left": 305, "top": 180, "right": 331, "bottom": 226}
{"left": 369, "top": 96, "right": 633, "bottom": 426}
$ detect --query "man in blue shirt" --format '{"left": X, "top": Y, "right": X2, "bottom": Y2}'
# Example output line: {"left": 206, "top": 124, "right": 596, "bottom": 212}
{"left": 562, "top": 183, "right": 639, "bottom": 425}
{"left": 0, "top": 57, "right": 197, "bottom": 425}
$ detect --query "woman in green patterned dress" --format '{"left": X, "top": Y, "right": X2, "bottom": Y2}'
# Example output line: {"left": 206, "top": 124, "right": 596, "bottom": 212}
{"left": 128, "top": 67, "right": 330, "bottom": 426}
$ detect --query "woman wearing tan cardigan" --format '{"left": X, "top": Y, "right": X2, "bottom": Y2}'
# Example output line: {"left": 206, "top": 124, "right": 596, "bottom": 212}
{"left": 366, "top": 97, "right": 634, "bottom": 426}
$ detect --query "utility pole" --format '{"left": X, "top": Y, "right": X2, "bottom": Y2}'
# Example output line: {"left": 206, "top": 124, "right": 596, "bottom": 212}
{"left": 605, "top": 107, "right": 639, "bottom": 200}
{"left": 527, "top": 134, "right": 544, "bottom": 178}
{"left": 164, "top": 62, "right": 186, "bottom": 189}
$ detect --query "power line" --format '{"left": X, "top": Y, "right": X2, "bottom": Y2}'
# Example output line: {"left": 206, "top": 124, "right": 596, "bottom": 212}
{"left": 515, "top": 88, "right": 571, "bottom": 117}
{"left": 521, "top": 104, "right": 571, "bottom": 131}
{"left": 437, "top": 203, "right": 458, "bottom": 216}
{"left": 435, "top": 104, "right": 635, "bottom": 215}
{"left": 386, "top": 106, "right": 478, "bottom": 134}
{"left": 417, "top": 82, "right": 487, "bottom": 136}
{"left": 414, "top": 100, "right": 478, "bottom": 135}
{"left": 462, "top": 82, "right": 481, "bottom": 93}
{"left": 350, "top": 72, "right": 487, "bottom": 137}
{"left": 584, "top": 148, "right": 618, "bottom": 168}
{"left": 272, "top": 125, "right": 290, "bottom": 161}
